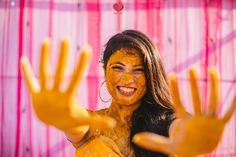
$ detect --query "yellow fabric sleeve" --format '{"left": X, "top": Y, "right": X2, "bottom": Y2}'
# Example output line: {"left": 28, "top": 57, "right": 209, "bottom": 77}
{"left": 75, "top": 136, "right": 123, "bottom": 157}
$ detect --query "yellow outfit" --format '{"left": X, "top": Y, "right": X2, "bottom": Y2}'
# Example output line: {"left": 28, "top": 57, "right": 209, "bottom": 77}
{"left": 75, "top": 136, "right": 124, "bottom": 157}
{"left": 72, "top": 105, "right": 135, "bottom": 157}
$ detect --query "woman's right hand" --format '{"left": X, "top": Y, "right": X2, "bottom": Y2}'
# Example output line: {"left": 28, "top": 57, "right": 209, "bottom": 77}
{"left": 133, "top": 68, "right": 236, "bottom": 157}
{"left": 21, "top": 38, "right": 116, "bottom": 133}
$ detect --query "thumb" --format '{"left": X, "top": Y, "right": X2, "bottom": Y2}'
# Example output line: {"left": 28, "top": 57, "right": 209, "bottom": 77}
{"left": 133, "top": 132, "right": 173, "bottom": 155}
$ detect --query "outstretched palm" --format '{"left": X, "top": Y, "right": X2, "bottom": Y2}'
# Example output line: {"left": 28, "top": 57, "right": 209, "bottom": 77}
{"left": 21, "top": 38, "right": 115, "bottom": 132}
{"left": 133, "top": 68, "right": 236, "bottom": 157}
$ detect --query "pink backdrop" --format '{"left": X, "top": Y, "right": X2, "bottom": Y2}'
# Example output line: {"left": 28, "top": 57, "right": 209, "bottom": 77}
{"left": 0, "top": 0, "right": 236, "bottom": 156}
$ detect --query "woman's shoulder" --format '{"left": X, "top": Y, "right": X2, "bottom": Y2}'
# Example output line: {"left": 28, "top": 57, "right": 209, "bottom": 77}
{"left": 75, "top": 107, "right": 123, "bottom": 156}
{"left": 95, "top": 107, "right": 110, "bottom": 115}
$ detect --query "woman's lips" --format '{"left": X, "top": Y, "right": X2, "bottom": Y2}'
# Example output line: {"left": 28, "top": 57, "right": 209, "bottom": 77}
{"left": 117, "top": 86, "right": 137, "bottom": 96}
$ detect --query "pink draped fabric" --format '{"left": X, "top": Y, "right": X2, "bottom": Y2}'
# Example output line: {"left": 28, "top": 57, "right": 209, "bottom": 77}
{"left": 0, "top": 0, "right": 235, "bottom": 156}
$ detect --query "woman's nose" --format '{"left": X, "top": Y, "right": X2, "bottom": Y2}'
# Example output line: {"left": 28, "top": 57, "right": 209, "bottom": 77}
{"left": 121, "top": 72, "right": 134, "bottom": 84}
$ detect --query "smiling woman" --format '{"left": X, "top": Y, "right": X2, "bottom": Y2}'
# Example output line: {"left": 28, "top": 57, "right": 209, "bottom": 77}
{"left": 20, "top": 30, "right": 236, "bottom": 157}
{"left": 74, "top": 30, "right": 175, "bottom": 157}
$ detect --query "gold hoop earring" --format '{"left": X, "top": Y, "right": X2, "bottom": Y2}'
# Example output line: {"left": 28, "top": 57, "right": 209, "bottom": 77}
{"left": 99, "top": 81, "right": 112, "bottom": 103}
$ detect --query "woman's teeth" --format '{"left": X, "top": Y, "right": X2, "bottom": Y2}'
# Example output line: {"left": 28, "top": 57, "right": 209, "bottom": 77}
{"left": 117, "top": 86, "right": 136, "bottom": 95}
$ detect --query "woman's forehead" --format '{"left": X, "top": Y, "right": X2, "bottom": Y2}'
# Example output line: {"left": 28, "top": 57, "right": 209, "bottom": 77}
{"left": 108, "top": 49, "right": 143, "bottom": 65}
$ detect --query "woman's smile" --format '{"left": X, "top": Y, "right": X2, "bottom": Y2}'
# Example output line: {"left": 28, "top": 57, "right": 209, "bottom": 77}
{"left": 116, "top": 86, "right": 137, "bottom": 96}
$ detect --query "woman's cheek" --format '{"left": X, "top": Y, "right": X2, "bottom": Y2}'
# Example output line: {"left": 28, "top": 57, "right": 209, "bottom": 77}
{"left": 135, "top": 75, "right": 146, "bottom": 87}
{"left": 106, "top": 71, "right": 120, "bottom": 95}
{"left": 107, "top": 71, "right": 120, "bottom": 84}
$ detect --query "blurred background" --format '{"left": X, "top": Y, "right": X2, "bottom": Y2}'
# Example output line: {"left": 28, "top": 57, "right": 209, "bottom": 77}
{"left": 0, "top": 0, "right": 235, "bottom": 156}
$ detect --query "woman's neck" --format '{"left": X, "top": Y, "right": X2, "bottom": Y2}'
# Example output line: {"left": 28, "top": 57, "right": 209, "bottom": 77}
{"left": 108, "top": 100, "right": 141, "bottom": 126}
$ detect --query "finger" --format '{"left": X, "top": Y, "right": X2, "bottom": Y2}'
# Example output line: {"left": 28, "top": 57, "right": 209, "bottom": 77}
{"left": 132, "top": 132, "right": 173, "bottom": 155}
{"left": 21, "top": 57, "right": 40, "bottom": 94}
{"left": 67, "top": 45, "right": 92, "bottom": 95}
{"left": 40, "top": 38, "right": 51, "bottom": 89}
{"left": 169, "top": 73, "right": 189, "bottom": 117}
{"left": 207, "top": 67, "right": 219, "bottom": 116}
{"left": 54, "top": 38, "right": 69, "bottom": 90}
{"left": 189, "top": 68, "right": 202, "bottom": 115}
{"left": 222, "top": 94, "right": 236, "bottom": 123}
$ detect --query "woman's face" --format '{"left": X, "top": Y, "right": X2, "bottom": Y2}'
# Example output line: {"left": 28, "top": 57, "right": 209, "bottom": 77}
{"left": 105, "top": 49, "right": 146, "bottom": 106}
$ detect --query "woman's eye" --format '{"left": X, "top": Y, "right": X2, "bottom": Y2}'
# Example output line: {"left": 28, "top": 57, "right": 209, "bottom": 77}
{"left": 133, "top": 68, "right": 144, "bottom": 73}
{"left": 111, "top": 66, "right": 123, "bottom": 70}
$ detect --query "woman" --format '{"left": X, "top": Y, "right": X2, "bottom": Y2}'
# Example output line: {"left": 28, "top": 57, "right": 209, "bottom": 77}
{"left": 21, "top": 30, "right": 236, "bottom": 157}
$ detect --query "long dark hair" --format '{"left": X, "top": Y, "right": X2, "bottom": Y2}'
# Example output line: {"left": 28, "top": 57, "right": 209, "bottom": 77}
{"left": 102, "top": 30, "right": 175, "bottom": 157}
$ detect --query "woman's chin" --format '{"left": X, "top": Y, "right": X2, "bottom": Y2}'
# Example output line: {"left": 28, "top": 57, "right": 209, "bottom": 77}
{"left": 115, "top": 97, "right": 139, "bottom": 107}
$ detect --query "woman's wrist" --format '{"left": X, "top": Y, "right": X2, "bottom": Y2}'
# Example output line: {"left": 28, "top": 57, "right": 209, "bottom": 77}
{"left": 169, "top": 118, "right": 181, "bottom": 139}
{"left": 65, "top": 125, "right": 90, "bottom": 146}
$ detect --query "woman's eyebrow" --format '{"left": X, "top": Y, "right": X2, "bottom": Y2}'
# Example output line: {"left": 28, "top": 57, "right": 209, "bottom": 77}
{"left": 110, "top": 62, "right": 125, "bottom": 66}
{"left": 133, "top": 64, "right": 143, "bottom": 67}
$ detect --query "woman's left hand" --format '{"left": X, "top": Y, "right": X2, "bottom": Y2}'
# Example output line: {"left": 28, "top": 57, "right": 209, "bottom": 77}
{"left": 133, "top": 67, "right": 236, "bottom": 157}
